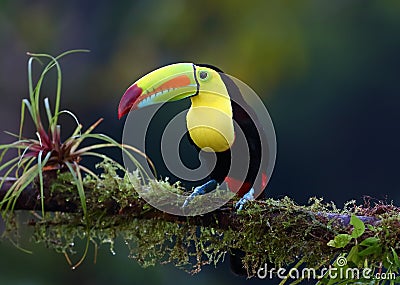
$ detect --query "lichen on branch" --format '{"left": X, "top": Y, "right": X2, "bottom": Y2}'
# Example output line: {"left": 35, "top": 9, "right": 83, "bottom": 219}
{"left": 2, "top": 161, "right": 400, "bottom": 283}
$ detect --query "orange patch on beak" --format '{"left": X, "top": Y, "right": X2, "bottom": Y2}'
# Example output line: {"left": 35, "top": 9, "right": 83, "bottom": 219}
{"left": 138, "top": 74, "right": 191, "bottom": 102}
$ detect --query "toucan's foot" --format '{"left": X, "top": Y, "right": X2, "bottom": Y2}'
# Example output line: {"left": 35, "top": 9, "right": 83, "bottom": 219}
{"left": 182, "top": 179, "right": 217, "bottom": 208}
{"left": 235, "top": 188, "right": 255, "bottom": 211}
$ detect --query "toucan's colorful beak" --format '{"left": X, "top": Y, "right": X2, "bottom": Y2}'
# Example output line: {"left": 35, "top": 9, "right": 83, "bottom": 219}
{"left": 118, "top": 63, "right": 198, "bottom": 119}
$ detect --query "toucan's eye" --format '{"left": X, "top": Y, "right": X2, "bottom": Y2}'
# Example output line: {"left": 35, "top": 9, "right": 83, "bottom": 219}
{"left": 199, "top": 71, "right": 209, "bottom": 80}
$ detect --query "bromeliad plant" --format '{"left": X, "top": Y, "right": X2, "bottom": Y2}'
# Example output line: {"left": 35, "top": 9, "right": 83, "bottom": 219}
{"left": 0, "top": 50, "right": 151, "bottom": 266}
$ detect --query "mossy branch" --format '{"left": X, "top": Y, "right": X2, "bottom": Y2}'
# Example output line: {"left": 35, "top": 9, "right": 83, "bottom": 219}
{"left": 0, "top": 176, "right": 382, "bottom": 228}
{"left": 1, "top": 161, "right": 400, "bottom": 284}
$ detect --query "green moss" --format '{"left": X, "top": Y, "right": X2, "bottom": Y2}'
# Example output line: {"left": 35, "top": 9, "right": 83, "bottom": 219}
{"left": 3, "top": 160, "right": 400, "bottom": 283}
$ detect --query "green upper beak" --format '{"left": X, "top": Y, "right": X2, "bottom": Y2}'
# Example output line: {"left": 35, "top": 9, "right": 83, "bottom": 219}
{"left": 118, "top": 63, "right": 198, "bottom": 119}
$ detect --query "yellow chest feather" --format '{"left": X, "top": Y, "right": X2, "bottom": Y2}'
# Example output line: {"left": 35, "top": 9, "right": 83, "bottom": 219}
{"left": 186, "top": 92, "right": 234, "bottom": 152}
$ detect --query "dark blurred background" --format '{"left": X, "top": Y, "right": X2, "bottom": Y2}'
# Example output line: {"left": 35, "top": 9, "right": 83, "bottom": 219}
{"left": 0, "top": 0, "right": 399, "bottom": 284}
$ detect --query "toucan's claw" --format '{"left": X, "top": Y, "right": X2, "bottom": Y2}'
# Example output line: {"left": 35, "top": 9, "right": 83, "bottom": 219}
{"left": 182, "top": 179, "right": 217, "bottom": 208}
{"left": 235, "top": 188, "right": 255, "bottom": 211}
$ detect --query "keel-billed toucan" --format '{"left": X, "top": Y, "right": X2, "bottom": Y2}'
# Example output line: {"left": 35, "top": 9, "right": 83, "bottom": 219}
{"left": 118, "top": 63, "right": 269, "bottom": 210}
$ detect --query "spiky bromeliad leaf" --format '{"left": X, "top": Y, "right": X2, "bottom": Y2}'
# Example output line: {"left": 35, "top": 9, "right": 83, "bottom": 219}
{"left": 0, "top": 51, "right": 153, "bottom": 239}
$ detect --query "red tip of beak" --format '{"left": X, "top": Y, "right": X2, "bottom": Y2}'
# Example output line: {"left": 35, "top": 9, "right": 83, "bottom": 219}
{"left": 118, "top": 84, "right": 143, "bottom": 119}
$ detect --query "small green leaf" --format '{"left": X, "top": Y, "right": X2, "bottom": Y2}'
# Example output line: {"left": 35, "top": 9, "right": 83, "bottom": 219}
{"left": 347, "top": 245, "right": 360, "bottom": 265}
{"left": 327, "top": 234, "right": 352, "bottom": 248}
{"left": 359, "top": 237, "right": 380, "bottom": 247}
{"left": 357, "top": 236, "right": 382, "bottom": 258}
{"left": 350, "top": 215, "right": 365, "bottom": 238}
{"left": 358, "top": 245, "right": 382, "bottom": 256}
{"left": 392, "top": 248, "right": 400, "bottom": 268}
